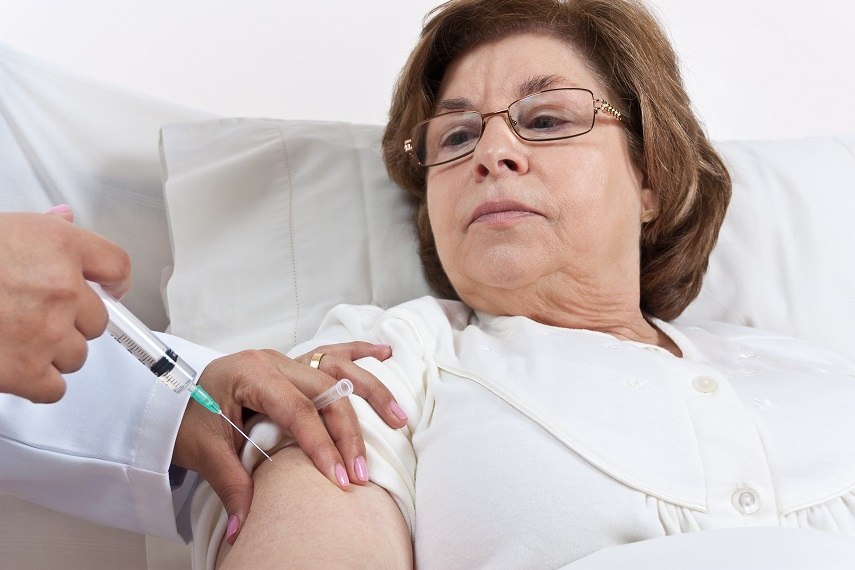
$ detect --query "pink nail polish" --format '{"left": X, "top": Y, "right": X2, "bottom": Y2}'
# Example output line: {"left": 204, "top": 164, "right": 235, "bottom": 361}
{"left": 226, "top": 514, "right": 240, "bottom": 542}
{"left": 389, "top": 400, "right": 408, "bottom": 422}
{"left": 335, "top": 463, "right": 349, "bottom": 487}
{"left": 46, "top": 203, "right": 71, "bottom": 214}
{"left": 354, "top": 456, "right": 369, "bottom": 482}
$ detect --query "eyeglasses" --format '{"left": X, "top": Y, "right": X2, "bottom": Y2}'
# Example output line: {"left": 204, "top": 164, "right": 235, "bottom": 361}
{"left": 404, "top": 88, "right": 624, "bottom": 167}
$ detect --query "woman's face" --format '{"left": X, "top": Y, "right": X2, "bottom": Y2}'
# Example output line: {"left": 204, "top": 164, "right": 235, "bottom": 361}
{"left": 426, "top": 32, "right": 656, "bottom": 316}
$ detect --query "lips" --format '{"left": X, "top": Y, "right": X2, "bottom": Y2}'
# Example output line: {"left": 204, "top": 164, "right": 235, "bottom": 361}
{"left": 468, "top": 200, "right": 542, "bottom": 226}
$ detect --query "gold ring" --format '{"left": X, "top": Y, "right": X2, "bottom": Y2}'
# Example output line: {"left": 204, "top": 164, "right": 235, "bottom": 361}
{"left": 309, "top": 353, "right": 325, "bottom": 369}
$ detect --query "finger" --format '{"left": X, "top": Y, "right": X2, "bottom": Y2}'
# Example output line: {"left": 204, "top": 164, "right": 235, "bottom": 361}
{"left": 310, "top": 353, "right": 408, "bottom": 429}
{"left": 249, "top": 372, "right": 350, "bottom": 489}
{"left": 45, "top": 203, "right": 74, "bottom": 222}
{"left": 51, "top": 330, "right": 90, "bottom": 375}
{"left": 259, "top": 350, "right": 370, "bottom": 483}
{"left": 296, "top": 341, "right": 392, "bottom": 365}
{"left": 259, "top": 348, "right": 342, "bottom": 401}
{"left": 75, "top": 283, "right": 110, "bottom": 340}
{"left": 9, "top": 366, "right": 67, "bottom": 403}
{"left": 173, "top": 384, "right": 257, "bottom": 546}
{"left": 316, "top": 392, "right": 370, "bottom": 485}
{"left": 75, "top": 226, "right": 132, "bottom": 299}
{"left": 292, "top": 352, "right": 399, "bottom": 485}
{"left": 200, "top": 444, "right": 255, "bottom": 545}
{"left": 279, "top": 353, "right": 370, "bottom": 484}
{"left": 43, "top": 209, "right": 129, "bottom": 297}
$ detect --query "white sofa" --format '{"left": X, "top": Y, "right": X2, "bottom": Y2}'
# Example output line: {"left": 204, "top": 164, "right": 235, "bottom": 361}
{"left": 2, "top": 44, "right": 855, "bottom": 569}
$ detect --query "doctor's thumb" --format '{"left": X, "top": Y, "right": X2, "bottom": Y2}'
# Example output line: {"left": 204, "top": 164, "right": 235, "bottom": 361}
{"left": 205, "top": 457, "right": 255, "bottom": 545}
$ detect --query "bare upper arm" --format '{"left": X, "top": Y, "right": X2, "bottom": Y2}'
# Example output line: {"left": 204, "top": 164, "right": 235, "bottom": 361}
{"left": 217, "top": 446, "right": 413, "bottom": 569}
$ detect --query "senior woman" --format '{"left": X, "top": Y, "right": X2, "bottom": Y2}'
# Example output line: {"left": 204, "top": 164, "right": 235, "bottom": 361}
{"left": 191, "top": 0, "right": 855, "bottom": 567}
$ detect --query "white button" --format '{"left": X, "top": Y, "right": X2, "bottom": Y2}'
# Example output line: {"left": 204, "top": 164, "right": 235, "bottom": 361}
{"left": 692, "top": 375, "right": 719, "bottom": 393}
{"left": 732, "top": 488, "right": 760, "bottom": 514}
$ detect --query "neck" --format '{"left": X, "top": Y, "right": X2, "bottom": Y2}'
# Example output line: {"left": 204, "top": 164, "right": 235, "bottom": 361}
{"left": 464, "top": 273, "right": 681, "bottom": 356}
{"left": 531, "top": 287, "right": 656, "bottom": 342}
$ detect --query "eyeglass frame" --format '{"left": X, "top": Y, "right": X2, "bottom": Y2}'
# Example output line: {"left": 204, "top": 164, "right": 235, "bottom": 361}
{"left": 403, "top": 87, "right": 625, "bottom": 168}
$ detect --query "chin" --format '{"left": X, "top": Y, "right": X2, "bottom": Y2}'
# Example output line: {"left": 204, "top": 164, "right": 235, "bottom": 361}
{"left": 442, "top": 241, "right": 546, "bottom": 300}
{"left": 453, "top": 261, "right": 537, "bottom": 300}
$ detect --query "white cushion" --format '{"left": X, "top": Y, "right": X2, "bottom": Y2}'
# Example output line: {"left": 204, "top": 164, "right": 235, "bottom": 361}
{"left": 161, "top": 117, "right": 855, "bottom": 364}
{"left": 683, "top": 136, "right": 855, "bottom": 361}
{"left": 161, "top": 119, "right": 431, "bottom": 353}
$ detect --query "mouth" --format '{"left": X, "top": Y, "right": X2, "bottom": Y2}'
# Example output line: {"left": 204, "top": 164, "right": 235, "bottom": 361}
{"left": 468, "top": 200, "right": 542, "bottom": 227}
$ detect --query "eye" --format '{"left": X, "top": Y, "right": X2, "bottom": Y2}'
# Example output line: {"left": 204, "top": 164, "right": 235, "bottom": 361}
{"left": 518, "top": 106, "right": 578, "bottom": 134}
{"left": 439, "top": 124, "right": 480, "bottom": 149}
{"left": 527, "top": 113, "right": 570, "bottom": 131}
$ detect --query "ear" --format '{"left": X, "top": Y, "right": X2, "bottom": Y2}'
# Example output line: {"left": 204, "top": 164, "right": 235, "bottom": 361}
{"left": 638, "top": 173, "right": 658, "bottom": 223}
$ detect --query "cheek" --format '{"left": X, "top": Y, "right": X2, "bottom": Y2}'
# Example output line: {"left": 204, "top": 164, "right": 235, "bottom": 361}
{"left": 545, "top": 164, "right": 605, "bottom": 226}
{"left": 426, "top": 186, "right": 446, "bottom": 236}
{"left": 545, "top": 154, "right": 643, "bottom": 249}
{"left": 426, "top": 173, "right": 462, "bottom": 237}
{"left": 425, "top": 185, "right": 456, "bottom": 261}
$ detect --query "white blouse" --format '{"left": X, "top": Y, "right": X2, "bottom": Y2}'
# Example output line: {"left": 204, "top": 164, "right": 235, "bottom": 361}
{"left": 191, "top": 296, "right": 855, "bottom": 568}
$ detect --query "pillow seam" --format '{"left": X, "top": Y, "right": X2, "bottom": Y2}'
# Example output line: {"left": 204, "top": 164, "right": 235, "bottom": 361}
{"left": 273, "top": 121, "right": 300, "bottom": 347}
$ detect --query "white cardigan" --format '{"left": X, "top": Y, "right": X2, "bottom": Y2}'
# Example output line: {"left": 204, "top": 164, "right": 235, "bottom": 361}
{"left": 193, "top": 296, "right": 855, "bottom": 568}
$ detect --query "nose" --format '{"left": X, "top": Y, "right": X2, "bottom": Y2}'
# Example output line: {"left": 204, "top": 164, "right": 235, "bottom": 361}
{"left": 472, "top": 112, "right": 529, "bottom": 179}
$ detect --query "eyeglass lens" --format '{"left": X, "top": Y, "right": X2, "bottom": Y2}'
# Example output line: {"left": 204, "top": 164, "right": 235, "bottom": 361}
{"left": 412, "top": 88, "right": 596, "bottom": 167}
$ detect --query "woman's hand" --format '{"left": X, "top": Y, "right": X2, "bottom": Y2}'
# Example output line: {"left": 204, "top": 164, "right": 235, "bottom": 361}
{"left": 171, "top": 341, "right": 406, "bottom": 544}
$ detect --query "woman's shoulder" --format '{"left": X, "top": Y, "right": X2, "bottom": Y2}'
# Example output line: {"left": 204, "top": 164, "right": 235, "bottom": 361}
{"left": 669, "top": 317, "right": 855, "bottom": 372}
{"left": 389, "top": 296, "right": 472, "bottom": 326}
{"left": 310, "top": 296, "right": 470, "bottom": 352}
{"left": 321, "top": 296, "right": 469, "bottom": 326}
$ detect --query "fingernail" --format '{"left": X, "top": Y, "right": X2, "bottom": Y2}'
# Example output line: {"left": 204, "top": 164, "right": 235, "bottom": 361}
{"left": 225, "top": 514, "right": 240, "bottom": 543}
{"left": 335, "top": 463, "right": 349, "bottom": 487}
{"left": 46, "top": 203, "right": 71, "bottom": 214}
{"left": 389, "top": 400, "right": 408, "bottom": 422}
{"left": 354, "top": 456, "right": 369, "bottom": 482}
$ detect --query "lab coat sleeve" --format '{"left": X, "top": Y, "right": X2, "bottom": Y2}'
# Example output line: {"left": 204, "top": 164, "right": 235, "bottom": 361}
{"left": 0, "top": 332, "right": 222, "bottom": 542}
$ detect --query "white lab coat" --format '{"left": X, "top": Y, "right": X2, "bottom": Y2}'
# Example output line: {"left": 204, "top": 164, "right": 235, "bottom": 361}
{"left": 0, "top": 332, "right": 221, "bottom": 542}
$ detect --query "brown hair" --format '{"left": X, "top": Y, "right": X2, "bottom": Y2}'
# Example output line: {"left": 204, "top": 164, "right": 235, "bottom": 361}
{"left": 383, "top": 0, "right": 731, "bottom": 321}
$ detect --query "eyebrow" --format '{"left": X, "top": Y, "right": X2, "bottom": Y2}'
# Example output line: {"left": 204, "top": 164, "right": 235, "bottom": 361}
{"left": 435, "top": 97, "right": 474, "bottom": 114}
{"left": 517, "top": 74, "right": 565, "bottom": 98}
{"left": 433, "top": 74, "right": 569, "bottom": 115}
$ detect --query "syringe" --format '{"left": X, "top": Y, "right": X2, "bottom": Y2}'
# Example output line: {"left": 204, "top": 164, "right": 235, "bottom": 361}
{"left": 89, "top": 282, "right": 272, "bottom": 461}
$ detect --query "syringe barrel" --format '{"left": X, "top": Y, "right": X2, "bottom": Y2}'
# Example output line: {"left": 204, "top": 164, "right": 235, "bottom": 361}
{"left": 90, "top": 282, "right": 197, "bottom": 393}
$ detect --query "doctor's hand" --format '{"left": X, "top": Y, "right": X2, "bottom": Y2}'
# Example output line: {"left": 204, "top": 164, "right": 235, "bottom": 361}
{"left": 0, "top": 208, "right": 131, "bottom": 403}
{"left": 171, "top": 341, "right": 407, "bottom": 544}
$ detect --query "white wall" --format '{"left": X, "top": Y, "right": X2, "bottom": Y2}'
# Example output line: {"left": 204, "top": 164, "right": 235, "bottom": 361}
{"left": 1, "top": 0, "right": 853, "bottom": 140}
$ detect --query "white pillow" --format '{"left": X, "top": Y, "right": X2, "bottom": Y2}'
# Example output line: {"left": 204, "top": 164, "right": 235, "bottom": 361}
{"left": 161, "top": 119, "right": 431, "bottom": 353}
{"left": 161, "top": 118, "right": 855, "bottom": 363}
{"left": 683, "top": 136, "right": 855, "bottom": 361}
